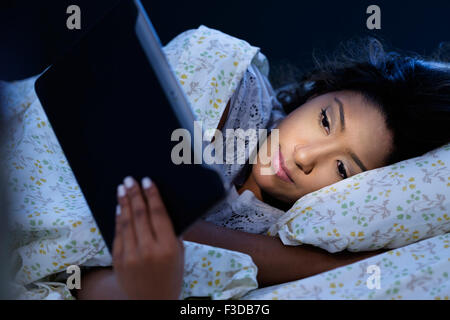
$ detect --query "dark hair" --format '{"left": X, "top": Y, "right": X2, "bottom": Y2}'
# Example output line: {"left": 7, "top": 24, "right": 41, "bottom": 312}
{"left": 274, "top": 38, "right": 450, "bottom": 166}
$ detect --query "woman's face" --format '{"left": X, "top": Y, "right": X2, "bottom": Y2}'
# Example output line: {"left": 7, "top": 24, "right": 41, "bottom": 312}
{"left": 251, "top": 90, "right": 394, "bottom": 204}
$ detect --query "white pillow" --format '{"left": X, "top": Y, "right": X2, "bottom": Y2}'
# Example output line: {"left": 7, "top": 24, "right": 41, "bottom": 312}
{"left": 268, "top": 143, "right": 450, "bottom": 253}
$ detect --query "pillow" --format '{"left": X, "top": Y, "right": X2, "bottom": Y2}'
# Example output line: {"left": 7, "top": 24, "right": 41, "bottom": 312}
{"left": 268, "top": 143, "right": 450, "bottom": 253}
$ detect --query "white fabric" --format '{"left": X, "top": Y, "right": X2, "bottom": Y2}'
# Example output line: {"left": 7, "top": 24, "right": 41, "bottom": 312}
{"left": 242, "top": 232, "right": 450, "bottom": 300}
{"left": 164, "top": 25, "right": 263, "bottom": 142}
{"left": 203, "top": 185, "right": 285, "bottom": 234}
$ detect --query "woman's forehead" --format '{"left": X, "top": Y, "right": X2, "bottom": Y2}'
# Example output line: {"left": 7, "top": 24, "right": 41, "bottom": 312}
{"left": 333, "top": 92, "right": 393, "bottom": 169}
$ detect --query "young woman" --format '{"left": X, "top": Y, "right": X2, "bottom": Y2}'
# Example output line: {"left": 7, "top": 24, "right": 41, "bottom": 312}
{"left": 78, "top": 38, "right": 450, "bottom": 299}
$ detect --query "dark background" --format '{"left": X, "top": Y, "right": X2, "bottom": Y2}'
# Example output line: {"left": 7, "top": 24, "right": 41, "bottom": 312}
{"left": 1, "top": 0, "right": 450, "bottom": 86}
{"left": 147, "top": 0, "right": 450, "bottom": 87}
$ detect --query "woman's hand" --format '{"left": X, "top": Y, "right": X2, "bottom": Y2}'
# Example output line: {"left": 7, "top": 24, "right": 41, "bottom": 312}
{"left": 112, "top": 176, "right": 184, "bottom": 300}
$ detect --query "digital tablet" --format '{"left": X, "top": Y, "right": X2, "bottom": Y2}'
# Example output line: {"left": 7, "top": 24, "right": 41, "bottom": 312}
{"left": 35, "top": 0, "right": 227, "bottom": 251}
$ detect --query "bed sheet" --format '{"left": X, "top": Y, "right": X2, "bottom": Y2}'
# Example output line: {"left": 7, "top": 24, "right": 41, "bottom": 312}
{"left": 241, "top": 232, "right": 450, "bottom": 300}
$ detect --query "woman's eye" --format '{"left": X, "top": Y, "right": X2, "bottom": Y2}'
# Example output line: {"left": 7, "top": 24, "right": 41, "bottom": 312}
{"left": 337, "top": 160, "right": 348, "bottom": 179}
{"left": 319, "top": 108, "right": 330, "bottom": 134}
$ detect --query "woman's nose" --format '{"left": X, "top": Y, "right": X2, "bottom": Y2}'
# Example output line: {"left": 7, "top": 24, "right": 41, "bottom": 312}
{"left": 293, "top": 140, "right": 337, "bottom": 175}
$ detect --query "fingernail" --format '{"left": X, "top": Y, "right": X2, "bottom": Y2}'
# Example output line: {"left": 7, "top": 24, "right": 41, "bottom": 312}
{"left": 117, "top": 184, "right": 126, "bottom": 197}
{"left": 142, "top": 177, "right": 152, "bottom": 189}
{"left": 116, "top": 205, "right": 121, "bottom": 216}
{"left": 124, "top": 176, "right": 134, "bottom": 188}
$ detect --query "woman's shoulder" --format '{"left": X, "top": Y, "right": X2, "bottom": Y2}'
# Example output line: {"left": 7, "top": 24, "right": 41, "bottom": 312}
{"left": 162, "top": 25, "right": 266, "bottom": 141}
{"left": 163, "top": 25, "right": 262, "bottom": 74}
{"left": 223, "top": 62, "right": 286, "bottom": 133}
{"left": 164, "top": 25, "right": 271, "bottom": 76}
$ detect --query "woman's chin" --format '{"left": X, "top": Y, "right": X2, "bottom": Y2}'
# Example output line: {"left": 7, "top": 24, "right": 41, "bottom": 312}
{"left": 258, "top": 180, "right": 295, "bottom": 205}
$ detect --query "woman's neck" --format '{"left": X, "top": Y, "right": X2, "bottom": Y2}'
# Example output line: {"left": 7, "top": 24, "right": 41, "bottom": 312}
{"left": 236, "top": 172, "right": 262, "bottom": 199}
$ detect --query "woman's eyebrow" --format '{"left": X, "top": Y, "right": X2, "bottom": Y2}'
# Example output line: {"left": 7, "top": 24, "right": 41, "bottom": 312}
{"left": 334, "top": 97, "right": 368, "bottom": 173}
{"left": 350, "top": 152, "right": 368, "bottom": 172}
{"left": 334, "top": 97, "right": 346, "bottom": 132}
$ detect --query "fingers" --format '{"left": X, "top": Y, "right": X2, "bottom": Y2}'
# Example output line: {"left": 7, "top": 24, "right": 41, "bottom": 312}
{"left": 113, "top": 175, "right": 176, "bottom": 256}
{"left": 141, "top": 177, "right": 177, "bottom": 241}
{"left": 112, "top": 205, "right": 124, "bottom": 263}
{"left": 123, "top": 176, "right": 155, "bottom": 246}
{"left": 116, "top": 184, "right": 137, "bottom": 254}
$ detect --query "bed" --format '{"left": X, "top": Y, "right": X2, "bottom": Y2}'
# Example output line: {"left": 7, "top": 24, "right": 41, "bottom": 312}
{"left": 1, "top": 25, "right": 448, "bottom": 300}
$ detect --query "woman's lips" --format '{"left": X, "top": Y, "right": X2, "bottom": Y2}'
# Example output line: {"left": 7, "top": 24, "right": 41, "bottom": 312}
{"left": 272, "top": 147, "right": 294, "bottom": 183}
